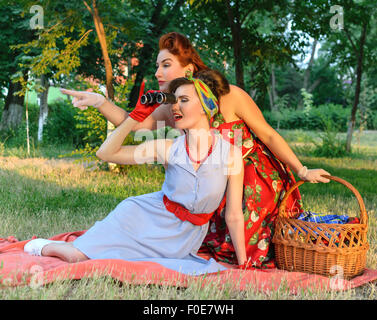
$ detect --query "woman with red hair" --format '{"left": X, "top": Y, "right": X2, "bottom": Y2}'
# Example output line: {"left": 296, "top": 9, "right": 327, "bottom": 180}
{"left": 61, "top": 32, "right": 330, "bottom": 268}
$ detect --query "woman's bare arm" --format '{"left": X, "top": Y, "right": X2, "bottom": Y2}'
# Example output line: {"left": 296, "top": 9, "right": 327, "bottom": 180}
{"left": 98, "top": 99, "right": 174, "bottom": 130}
{"left": 224, "top": 145, "right": 246, "bottom": 265}
{"left": 97, "top": 99, "right": 128, "bottom": 126}
{"left": 96, "top": 116, "right": 172, "bottom": 165}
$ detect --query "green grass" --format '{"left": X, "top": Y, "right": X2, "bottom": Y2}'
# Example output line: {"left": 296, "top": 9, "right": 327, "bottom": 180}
{"left": 0, "top": 130, "right": 376, "bottom": 299}
{"left": 0, "top": 142, "right": 76, "bottom": 159}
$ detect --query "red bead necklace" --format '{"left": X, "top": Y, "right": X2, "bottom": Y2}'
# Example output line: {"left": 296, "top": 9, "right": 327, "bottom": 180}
{"left": 185, "top": 130, "right": 216, "bottom": 164}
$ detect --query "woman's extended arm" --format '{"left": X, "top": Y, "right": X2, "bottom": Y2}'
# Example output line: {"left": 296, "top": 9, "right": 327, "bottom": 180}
{"left": 224, "top": 145, "right": 247, "bottom": 265}
{"left": 97, "top": 99, "right": 128, "bottom": 126}
{"left": 98, "top": 99, "right": 174, "bottom": 130}
{"left": 230, "top": 86, "right": 330, "bottom": 183}
{"left": 60, "top": 89, "right": 174, "bottom": 130}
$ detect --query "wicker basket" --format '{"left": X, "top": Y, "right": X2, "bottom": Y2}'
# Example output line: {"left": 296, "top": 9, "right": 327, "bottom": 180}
{"left": 272, "top": 175, "right": 369, "bottom": 279}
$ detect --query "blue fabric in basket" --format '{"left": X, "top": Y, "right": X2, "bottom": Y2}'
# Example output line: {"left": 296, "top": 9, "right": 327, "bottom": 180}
{"left": 297, "top": 211, "right": 350, "bottom": 224}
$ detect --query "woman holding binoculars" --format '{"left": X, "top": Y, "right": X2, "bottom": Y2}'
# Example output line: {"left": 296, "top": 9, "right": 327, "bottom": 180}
{"left": 60, "top": 32, "right": 330, "bottom": 269}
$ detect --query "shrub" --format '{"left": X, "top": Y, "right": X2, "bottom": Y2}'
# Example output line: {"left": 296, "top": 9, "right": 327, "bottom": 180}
{"left": 43, "top": 99, "right": 86, "bottom": 146}
{"left": 312, "top": 115, "right": 347, "bottom": 158}
{"left": 263, "top": 103, "right": 351, "bottom": 132}
{"left": 63, "top": 105, "right": 107, "bottom": 169}
{"left": 372, "top": 112, "right": 377, "bottom": 130}
{"left": 0, "top": 99, "right": 85, "bottom": 149}
{"left": 363, "top": 108, "right": 377, "bottom": 130}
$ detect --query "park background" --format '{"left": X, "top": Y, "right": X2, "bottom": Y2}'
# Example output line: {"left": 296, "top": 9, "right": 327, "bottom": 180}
{"left": 0, "top": 0, "right": 376, "bottom": 299}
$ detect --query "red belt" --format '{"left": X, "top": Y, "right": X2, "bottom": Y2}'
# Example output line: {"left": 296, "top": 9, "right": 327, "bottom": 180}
{"left": 163, "top": 195, "right": 214, "bottom": 226}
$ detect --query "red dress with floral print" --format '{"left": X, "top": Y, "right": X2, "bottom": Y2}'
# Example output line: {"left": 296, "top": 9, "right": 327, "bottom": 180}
{"left": 199, "top": 112, "right": 303, "bottom": 268}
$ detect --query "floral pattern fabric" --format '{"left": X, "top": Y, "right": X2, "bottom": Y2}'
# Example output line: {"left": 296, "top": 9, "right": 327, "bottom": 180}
{"left": 199, "top": 112, "right": 303, "bottom": 268}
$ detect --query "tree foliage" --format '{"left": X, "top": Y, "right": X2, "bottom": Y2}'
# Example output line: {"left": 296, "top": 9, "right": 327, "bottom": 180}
{"left": 1, "top": 0, "right": 376, "bottom": 157}
{"left": 0, "top": 1, "right": 35, "bottom": 94}
{"left": 181, "top": 0, "right": 306, "bottom": 106}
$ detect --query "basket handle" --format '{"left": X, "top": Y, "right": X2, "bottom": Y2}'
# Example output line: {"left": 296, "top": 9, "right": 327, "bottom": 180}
{"left": 279, "top": 175, "right": 368, "bottom": 224}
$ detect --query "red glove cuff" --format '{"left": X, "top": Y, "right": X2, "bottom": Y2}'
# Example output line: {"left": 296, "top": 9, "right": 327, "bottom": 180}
{"left": 129, "top": 89, "right": 161, "bottom": 122}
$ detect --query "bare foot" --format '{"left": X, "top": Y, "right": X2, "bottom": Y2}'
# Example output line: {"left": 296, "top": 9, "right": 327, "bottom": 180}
{"left": 42, "top": 242, "right": 89, "bottom": 263}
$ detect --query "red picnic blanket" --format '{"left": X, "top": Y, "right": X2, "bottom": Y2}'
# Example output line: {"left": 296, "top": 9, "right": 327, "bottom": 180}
{"left": 1, "top": 230, "right": 377, "bottom": 294}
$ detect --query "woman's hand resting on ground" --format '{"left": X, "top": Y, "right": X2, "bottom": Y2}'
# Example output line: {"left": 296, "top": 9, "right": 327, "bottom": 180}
{"left": 60, "top": 89, "right": 106, "bottom": 110}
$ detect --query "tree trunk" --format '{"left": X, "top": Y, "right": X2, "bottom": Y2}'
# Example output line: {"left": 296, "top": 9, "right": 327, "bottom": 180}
{"left": 0, "top": 79, "right": 25, "bottom": 131}
{"left": 303, "top": 39, "right": 318, "bottom": 90}
{"left": 308, "top": 78, "right": 321, "bottom": 93}
{"left": 87, "top": 0, "right": 114, "bottom": 100}
{"left": 37, "top": 74, "right": 50, "bottom": 142}
{"left": 249, "top": 88, "right": 257, "bottom": 100}
{"left": 128, "top": 0, "right": 185, "bottom": 108}
{"left": 297, "top": 39, "right": 318, "bottom": 108}
{"left": 224, "top": 0, "right": 245, "bottom": 89}
{"left": 129, "top": 70, "right": 147, "bottom": 108}
{"left": 270, "top": 64, "right": 278, "bottom": 111}
{"left": 346, "top": 23, "right": 367, "bottom": 153}
{"left": 267, "top": 87, "right": 274, "bottom": 111}
{"left": 84, "top": 0, "right": 116, "bottom": 169}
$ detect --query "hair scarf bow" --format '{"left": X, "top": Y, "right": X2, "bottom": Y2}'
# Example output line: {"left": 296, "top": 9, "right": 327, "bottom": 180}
{"left": 185, "top": 71, "right": 219, "bottom": 121}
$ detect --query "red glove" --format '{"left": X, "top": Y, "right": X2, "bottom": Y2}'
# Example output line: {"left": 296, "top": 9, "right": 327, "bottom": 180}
{"left": 129, "top": 81, "right": 161, "bottom": 122}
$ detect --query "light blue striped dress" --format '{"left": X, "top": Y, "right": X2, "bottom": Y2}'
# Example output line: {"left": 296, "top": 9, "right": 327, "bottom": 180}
{"left": 73, "top": 134, "right": 232, "bottom": 275}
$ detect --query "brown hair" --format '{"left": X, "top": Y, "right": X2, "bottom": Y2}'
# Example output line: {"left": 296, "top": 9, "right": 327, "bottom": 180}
{"left": 195, "top": 69, "right": 230, "bottom": 98}
{"left": 168, "top": 69, "right": 230, "bottom": 100}
{"left": 159, "top": 32, "right": 209, "bottom": 75}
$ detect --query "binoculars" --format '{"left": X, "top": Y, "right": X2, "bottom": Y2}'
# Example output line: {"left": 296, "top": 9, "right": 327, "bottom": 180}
{"left": 140, "top": 92, "right": 177, "bottom": 105}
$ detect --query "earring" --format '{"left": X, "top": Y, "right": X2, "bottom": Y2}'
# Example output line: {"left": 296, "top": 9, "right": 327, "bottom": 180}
{"left": 185, "top": 70, "right": 193, "bottom": 79}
